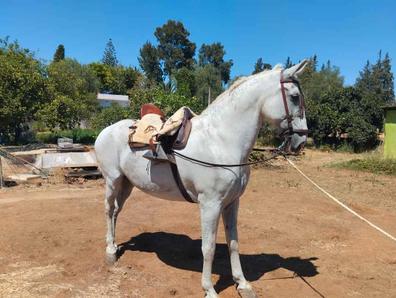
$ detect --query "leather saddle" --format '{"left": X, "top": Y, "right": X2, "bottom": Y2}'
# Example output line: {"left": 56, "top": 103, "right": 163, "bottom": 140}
{"left": 128, "top": 104, "right": 195, "bottom": 162}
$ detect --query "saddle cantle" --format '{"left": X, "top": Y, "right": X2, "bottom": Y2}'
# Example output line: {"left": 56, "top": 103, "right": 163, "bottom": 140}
{"left": 128, "top": 104, "right": 196, "bottom": 161}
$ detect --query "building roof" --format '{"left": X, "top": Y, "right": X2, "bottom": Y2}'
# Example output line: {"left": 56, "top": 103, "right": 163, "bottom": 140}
{"left": 383, "top": 105, "right": 396, "bottom": 111}
{"left": 97, "top": 93, "right": 129, "bottom": 102}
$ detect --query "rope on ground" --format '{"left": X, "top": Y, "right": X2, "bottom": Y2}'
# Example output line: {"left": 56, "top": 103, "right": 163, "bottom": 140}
{"left": 286, "top": 158, "right": 396, "bottom": 242}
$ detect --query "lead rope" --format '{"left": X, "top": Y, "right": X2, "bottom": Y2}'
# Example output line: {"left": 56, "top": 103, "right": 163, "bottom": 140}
{"left": 286, "top": 158, "right": 396, "bottom": 242}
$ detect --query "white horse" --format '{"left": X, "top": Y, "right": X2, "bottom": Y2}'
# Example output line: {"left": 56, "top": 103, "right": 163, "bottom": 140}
{"left": 95, "top": 60, "right": 308, "bottom": 298}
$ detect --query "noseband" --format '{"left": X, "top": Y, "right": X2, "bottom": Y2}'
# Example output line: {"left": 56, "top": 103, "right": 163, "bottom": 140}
{"left": 279, "top": 70, "right": 309, "bottom": 137}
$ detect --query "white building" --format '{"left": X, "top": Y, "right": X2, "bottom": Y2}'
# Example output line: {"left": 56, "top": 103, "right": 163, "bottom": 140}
{"left": 97, "top": 93, "right": 129, "bottom": 108}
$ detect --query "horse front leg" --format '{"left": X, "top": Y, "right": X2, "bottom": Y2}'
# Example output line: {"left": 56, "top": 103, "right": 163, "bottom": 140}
{"left": 222, "top": 198, "right": 257, "bottom": 298}
{"left": 200, "top": 198, "right": 222, "bottom": 298}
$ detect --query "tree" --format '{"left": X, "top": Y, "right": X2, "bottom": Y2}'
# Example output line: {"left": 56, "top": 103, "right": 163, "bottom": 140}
{"left": 36, "top": 95, "right": 82, "bottom": 130}
{"left": 198, "top": 43, "right": 233, "bottom": 84}
{"left": 0, "top": 38, "right": 51, "bottom": 143}
{"left": 172, "top": 67, "right": 196, "bottom": 98}
{"left": 53, "top": 44, "right": 65, "bottom": 62}
{"left": 380, "top": 53, "right": 394, "bottom": 102}
{"left": 89, "top": 63, "right": 141, "bottom": 94}
{"left": 311, "top": 54, "right": 318, "bottom": 72}
{"left": 102, "top": 38, "right": 118, "bottom": 67}
{"left": 138, "top": 41, "right": 163, "bottom": 84}
{"left": 252, "top": 58, "right": 271, "bottom": 74}
{"left": 285, "top": 56, "right": 293, "bottom": 68}
{"left": 355, "top": 51, "right": 395, "bottom": 130}
{"left": 48, "top": 59, "right": 98, "bottom": 98}
{"left": 38, "top": 59, "right": 100, "bottom": 129}
{"left": 154, "top": 20, "right": 196, "bottom": 78}
{"left": 194, "top": 65, "right": 223, "bottom": 105}
{"left": 302, "top": 60, "right": 344, "bottom": 103}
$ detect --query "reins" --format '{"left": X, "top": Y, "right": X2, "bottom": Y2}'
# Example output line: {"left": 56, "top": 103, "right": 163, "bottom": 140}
{"left": 171, "top": 147, "right": 293, "bottom": 168}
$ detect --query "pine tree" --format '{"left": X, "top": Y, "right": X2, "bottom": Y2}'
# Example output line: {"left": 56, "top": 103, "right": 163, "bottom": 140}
{"left": 380, "top": 53, "right": 394, "bottom": 102}
{"left": 252, "top": 58, "right": 271, "bottom": 74}
{"left": 356, "top": 52, "right": 394, "bottom": 102}
{"left": 312, "top": 54, "right": 318, "bottom": 72}
{"left": 102, "top": 39, "right": 118, "bottom": 67}
{"left": 355, "top": 51, "right": 395, "bottom": 130}
{"left": 285, "top": 57, "right": 293, "bottom": 68}
{"left": 53, "top": 44, "right": 65, "bottom": 62}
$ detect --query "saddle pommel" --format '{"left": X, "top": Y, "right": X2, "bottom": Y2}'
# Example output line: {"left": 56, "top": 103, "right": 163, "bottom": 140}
{"left": 140, "top": 103, "right": 165, "bottom": 119}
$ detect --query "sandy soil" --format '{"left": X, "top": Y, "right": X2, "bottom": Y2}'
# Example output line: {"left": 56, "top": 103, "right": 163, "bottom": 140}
{"left": 0, "top": 149, "right": 395, "bottom": 297}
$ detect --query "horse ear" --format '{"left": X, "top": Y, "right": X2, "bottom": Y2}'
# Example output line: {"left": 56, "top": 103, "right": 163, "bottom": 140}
{"left": 283, "top": 59, "right": 309, "bottom": 78}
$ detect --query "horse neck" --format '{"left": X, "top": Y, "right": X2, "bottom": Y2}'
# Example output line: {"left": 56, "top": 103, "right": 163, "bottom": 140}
{"left": 198, "top": 80, "right": 267, "bottom": 161}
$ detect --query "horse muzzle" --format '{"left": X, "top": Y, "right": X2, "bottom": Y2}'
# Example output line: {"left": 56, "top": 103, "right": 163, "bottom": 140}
{"left": 280, "top": 133, "right": 306, "bottom": 155}
{"left": 290, "top": 133, "right": 307, "bottom": 154}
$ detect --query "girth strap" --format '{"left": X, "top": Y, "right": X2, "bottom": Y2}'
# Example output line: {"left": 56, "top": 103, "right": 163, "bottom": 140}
{"left": 170, "top": 162, "right": 195, "bottom": 203}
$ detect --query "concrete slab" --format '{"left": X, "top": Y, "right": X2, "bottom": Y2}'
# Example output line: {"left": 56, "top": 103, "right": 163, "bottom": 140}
{"left": 6, "top": 174, "right": 42, "bottom": 184}
{"left": 35, "top": 151, "right": 97, "bottom": 169}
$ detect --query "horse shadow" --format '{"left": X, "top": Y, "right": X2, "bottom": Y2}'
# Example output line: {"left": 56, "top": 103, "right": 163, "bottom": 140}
{"left": 117, "top": 232, "right": 319, "bottom": 294}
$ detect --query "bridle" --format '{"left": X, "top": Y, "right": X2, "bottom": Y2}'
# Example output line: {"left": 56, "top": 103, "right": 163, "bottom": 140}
{"left": 170, "top": 69, "right": 309, "bottom": 168}
{"left": 279, "top": 69, "right": 309, "bottom": 137}
{"left": 277, "top": 70, "right": 309, "bottom": 155}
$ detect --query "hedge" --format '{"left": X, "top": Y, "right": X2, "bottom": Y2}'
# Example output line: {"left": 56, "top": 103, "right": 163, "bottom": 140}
{"left": 36, "top": 129, "right": 100, "bottom": 145}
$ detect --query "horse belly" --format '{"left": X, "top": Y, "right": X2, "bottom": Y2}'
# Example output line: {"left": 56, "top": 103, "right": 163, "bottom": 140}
{"left": 120, "top": 151, "right": 188, "bottom": 202}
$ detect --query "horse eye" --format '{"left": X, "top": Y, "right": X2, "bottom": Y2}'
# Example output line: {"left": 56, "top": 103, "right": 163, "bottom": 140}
{"left": 291, "top": 94, "right": 300, "bottom": 103}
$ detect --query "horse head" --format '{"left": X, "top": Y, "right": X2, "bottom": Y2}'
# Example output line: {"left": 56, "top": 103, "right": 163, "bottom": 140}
{"left": 259, "top": 60, "right": 309, "bottom": 154}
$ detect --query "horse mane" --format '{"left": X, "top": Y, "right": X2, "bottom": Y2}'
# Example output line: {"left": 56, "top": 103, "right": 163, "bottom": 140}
{"left": 228, "top": 76, "right": 249, "bottom": 93}
{"left": 201, "top": 64, "right": 284, "bottom": 113}
{"left": 228, "top": 63, "right": 283, "bottom": 94}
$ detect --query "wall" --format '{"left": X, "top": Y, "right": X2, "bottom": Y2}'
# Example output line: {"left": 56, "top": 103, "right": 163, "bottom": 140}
{"left": 384, "top": 109, "right": 396, "bottom": 159}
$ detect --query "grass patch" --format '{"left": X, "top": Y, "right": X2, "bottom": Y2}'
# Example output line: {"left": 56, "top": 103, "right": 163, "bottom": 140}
{"left": 332, "top": 157, "right": 396, "bottom": 176}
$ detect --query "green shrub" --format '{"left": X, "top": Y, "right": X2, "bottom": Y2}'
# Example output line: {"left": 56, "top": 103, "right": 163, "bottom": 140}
{"left": 128, "top": 86, "right": 205, "bottom": 119}
{"left": 36, "top": 128, "right": 99, "bottom": 144}
{"left": 90, "top": 103, "right": 131, "bottom": 130}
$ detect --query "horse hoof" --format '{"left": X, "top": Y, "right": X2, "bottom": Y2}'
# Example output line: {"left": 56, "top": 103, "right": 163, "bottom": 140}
{"left": 204, "top": 289, "right": 219, "bottom": 298}
{"left": 106, "top": 253, "right": 117, "bottom": 265}
{"left": 238, "top": 287, "right": 258, "bottom": 298}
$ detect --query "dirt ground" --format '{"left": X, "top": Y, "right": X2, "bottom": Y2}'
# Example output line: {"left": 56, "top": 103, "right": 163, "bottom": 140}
{"left": 0, "top": 149, "right": 395, "bottom": 297}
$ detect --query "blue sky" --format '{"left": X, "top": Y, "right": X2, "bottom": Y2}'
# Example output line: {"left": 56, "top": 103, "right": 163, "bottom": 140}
{"left": 1, "top": 0, "right": 395, "bottom": 85}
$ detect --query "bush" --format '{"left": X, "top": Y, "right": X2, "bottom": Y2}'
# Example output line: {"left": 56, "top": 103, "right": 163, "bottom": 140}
{"left": 346, "top": 116, "right": 378, "bottom": 152}
{"left": 128, "top": 86, "right": 205, "bottom": 118}
{"left": 36, "top": 128, "right": 99, "bottom": 144}
{"left": 256, "top": 122, "right": 282, "bottom": 147}
{"left": 90, "top": 103, "right": 131, "bottom": 129}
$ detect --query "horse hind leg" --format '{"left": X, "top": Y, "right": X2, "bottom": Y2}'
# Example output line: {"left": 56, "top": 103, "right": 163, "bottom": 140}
{"left": 105, "top": 175, "right": 133, "bottom": 264}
